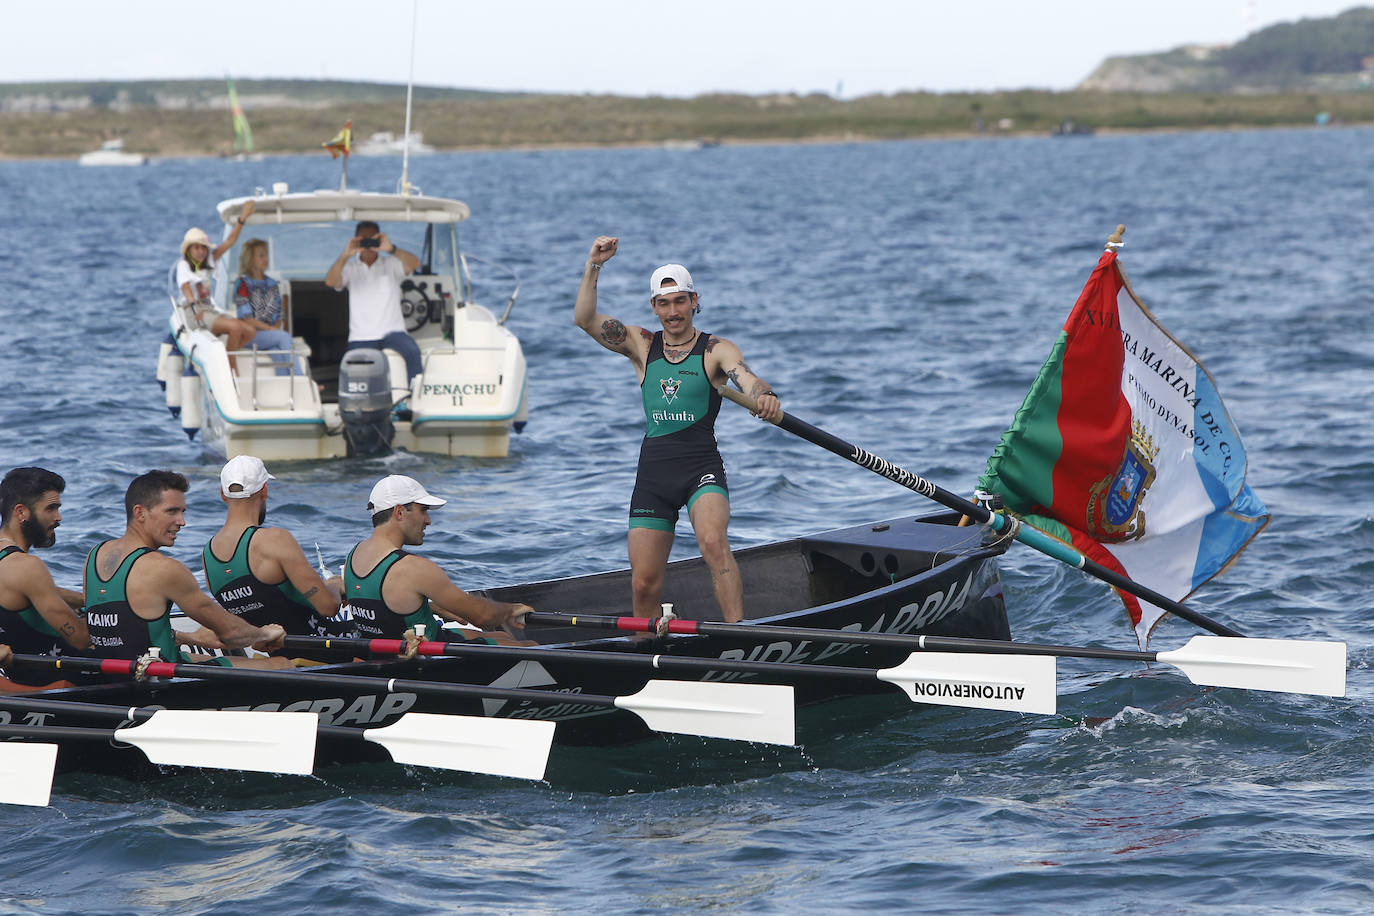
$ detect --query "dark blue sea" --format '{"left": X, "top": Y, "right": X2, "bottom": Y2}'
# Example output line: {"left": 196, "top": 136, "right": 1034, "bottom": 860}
{"left": 1, "top": 127, "right": 1371, "bottom": 914}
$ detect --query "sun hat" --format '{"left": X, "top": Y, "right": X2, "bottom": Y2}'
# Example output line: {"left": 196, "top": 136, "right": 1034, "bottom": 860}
{"left": 368, "top": 475, "right": 447, "bottom": 513}
{"left": 220, "top": 455, "right": 274, "bottom": 498}
{"left": 181, "top": 227, "right": 212, "bottom": 257}
{"left": 649, "top": 264, "right": 695, "bottom": 300}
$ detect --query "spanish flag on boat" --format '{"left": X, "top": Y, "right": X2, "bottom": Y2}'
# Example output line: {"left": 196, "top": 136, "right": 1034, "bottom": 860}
{"left": 323, "top": 120, "right": 352, "bottom": 158}
{"left": 977, "top": 234, "right": 1269, "bottom": 648}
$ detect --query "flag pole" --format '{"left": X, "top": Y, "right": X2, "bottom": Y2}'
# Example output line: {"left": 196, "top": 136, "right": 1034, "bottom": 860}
{"left": 715, "top": 385, "right": 1246, "bottom": 639}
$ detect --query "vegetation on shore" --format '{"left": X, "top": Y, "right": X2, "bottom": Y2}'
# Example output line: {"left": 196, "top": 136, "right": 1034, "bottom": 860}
{"left": 2, "top": 88, "right": 1371, "bottom": 159}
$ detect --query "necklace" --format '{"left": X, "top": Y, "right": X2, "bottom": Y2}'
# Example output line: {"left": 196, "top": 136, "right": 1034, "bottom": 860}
{"left": 663, "top": 330, "right": 698, "bottom": 349}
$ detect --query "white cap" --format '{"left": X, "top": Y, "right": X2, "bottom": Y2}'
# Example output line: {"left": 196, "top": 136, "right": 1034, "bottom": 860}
{"left": 368, "top": 475, "right": 447, "bottom": 513}
{"left": 221, "top": 455, "right": 274, "bottom": 498}
{"left": 649, "top": 263, "right": 695, "bottom": 299}
{"left": 181, "top": 227, "right": 212, "bottom": 257}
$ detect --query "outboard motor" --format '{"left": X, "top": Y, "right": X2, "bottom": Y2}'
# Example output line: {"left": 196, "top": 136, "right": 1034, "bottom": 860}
{"left": 338, "top": 349, "right": 394, "bottom": 456}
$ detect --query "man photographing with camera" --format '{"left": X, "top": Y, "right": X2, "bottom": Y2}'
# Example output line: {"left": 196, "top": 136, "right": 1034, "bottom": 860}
{"left": 325, "top": 220, "right": 424, "bottom": 384}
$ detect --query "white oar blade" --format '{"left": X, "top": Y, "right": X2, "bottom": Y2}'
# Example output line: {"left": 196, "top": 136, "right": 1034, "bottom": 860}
{"left": 1157, "top": 636, "right": 1347, "bottom": 697}
{"left": 0, "top": 743, "right": 57, "bottom": 807}
{"left": 879, "top": 652, "right": 1058, "bottom": 715}
{"left": 363, "top": 713, "right": 554, "bottom": 780}
{"left": 119, "top": 710, "right": 318, "bottom": 775}
{"left": 617, "top": 680, "right": 795, "bottom": 745}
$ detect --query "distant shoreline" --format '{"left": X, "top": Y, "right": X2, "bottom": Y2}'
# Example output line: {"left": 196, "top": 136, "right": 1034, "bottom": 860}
{"left": 3, "top": 88, "right": 1371, "bottom": 161}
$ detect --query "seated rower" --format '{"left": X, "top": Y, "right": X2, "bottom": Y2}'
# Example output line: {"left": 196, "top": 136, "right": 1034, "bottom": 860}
{"left": 83, "top": 470, "right": 288, "bottom": 669}
{"left": 346, "top": 475, "right": 533, "bottom": 645}
{"left": 203, "top": 456, "right": 348, "bottom": 650}
{"left": 0, "top": 467, "right": 91, "bottom": 685}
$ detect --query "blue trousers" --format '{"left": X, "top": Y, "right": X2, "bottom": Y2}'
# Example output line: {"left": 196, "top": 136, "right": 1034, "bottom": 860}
{"left": 349, "top": 332, "right": 422, "bottom": 382}
{"left": 249, "top": 329, "right": 305, "bottom": 376}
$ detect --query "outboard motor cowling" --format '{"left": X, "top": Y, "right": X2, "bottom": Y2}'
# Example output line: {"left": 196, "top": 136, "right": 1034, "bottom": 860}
{"left": 338, "top": 349, "right": 394, "bottom": 456}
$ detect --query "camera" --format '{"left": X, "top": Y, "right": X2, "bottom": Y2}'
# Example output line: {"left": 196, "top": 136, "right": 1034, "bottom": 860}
{"left": 358, "top": 237, "right": 381, "bottom": 249}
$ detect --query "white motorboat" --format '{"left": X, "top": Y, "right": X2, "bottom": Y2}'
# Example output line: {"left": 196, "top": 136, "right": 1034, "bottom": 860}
{"left": 155, "top": 185, "right": 528, "bottom": 460}
{"left": 354, "top": 131, "right": 436, "bottom": 157}
{"left": 78, "top": 138, "right": 147, "bottom": 167}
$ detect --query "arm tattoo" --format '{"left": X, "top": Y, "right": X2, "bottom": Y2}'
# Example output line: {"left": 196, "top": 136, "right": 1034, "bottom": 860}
{"left": 638, "top": 327, "right": 653, "bottom": 342}
{"left": 726, "top": 367, "right": 742, "bottom": 389}
{"left": 705, "top": 335, "right": 720, "bottom": 353}
{"left": 302, "top": 586, "right": 319, "bottom": 600}
{"left": 600, "top": 318, "right": 628, "bottom": 345}
{"left": 736, "top": 359, "right": 754, "bottom": 376}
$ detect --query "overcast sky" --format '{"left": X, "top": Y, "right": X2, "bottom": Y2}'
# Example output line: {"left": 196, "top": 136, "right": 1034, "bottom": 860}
{"left": 2, "top": 1, "right": 1364, "bottom": 97}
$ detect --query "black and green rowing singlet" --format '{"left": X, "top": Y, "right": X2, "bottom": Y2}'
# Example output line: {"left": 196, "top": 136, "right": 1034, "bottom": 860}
{"left": 0, "top": 544, "right": 63, "bottom": 656}
{"left": 640, "top": 331, "right": 721, "bottom": 447}
{"left": 203, "top": 527, "right": 318, "bottom": 636}
{"left": 630, "top": 332, "right": 729, "bottom": 530}
{"left": 344, "top": 547, "right": 441, "bottom": 640}
{"left": 83, "top": 542, "right": 183, "bottom": 661}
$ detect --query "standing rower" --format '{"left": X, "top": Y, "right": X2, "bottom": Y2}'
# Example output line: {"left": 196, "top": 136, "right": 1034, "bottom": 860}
{"left": 573, "top": 236, "right": 781, "bottom": 623}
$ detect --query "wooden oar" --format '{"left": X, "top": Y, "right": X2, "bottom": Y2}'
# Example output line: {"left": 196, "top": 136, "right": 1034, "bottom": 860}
{"left": 0, "top": 695, "right": 554, "bottom": 781}
{"left": 522, "top": 612, "right": 1347, "bottom": 698}
{"left": 13, "top": 653, "right": 795, "bottom": 746}
{"left": 717, "top": 385, "right": 1245, "bottom": 639}
{"left": 280, "top": 635, "right": 1058, "bottom": 715}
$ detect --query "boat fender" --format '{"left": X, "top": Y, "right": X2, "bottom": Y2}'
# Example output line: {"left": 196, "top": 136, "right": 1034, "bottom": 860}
{"left": 155, "top": 341, "right": 174, "bottom": 390}
{"left": 165, "top": 354, "right": 185, "bottom": 415}
{"left": 180, "top": 374, "right": 203, "bottom": 439}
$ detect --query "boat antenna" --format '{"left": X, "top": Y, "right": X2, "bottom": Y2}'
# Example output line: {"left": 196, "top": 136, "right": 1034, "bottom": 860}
{"left": 399, "top": 0, "right": 418, "bottom": 197}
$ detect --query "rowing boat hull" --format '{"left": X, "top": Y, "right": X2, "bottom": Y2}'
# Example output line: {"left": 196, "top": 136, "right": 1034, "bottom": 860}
{"left": 1, "top": 512, "right": 1010, "bottom": 773}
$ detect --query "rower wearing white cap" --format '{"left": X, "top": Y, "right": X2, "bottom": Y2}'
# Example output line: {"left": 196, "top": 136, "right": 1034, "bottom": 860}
{"left": 203, "top": 456, "right": 345, "bottom": 643}
{"left": 574, "top": 236, "right": 781, "bottom": 624}
{"left": 344, "top": 475, "right": 533, "bottom": 643}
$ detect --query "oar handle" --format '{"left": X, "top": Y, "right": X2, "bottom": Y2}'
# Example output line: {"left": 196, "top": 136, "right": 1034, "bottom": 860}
{"left": 716, "top": 387, "right": 1245, "bottom": 639}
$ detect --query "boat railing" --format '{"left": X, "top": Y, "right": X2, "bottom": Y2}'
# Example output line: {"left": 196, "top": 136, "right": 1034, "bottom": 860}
{"left": 228, "top": 343, "right": 310, "bottom": 411}
{"left": 460, "top": 253, "right": 521, "bottom": 325}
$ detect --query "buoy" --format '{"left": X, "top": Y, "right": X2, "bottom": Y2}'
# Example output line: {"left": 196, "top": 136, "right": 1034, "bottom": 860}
{"left": 180, "top": 374, "right": 203, "bottom": 439}
{"left": 165, "top": 355, "right": 184, "bottom": 416}
{"left": 154, "top": 342, "right": 174, "bottom": 390}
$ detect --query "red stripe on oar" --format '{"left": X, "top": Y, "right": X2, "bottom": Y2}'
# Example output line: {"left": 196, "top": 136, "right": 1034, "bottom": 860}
{"left": 418, "top": 641, "right": 447, "bottom": 655}
{"left": 369, "top": 639, "right": 407, "bottom": 655}
{"left": 145, "top": 662, "right": 179, "bottom": 677}
{"left": 615, "top": 618, "right": 652, "bottom": 632}
{"left": 666, "top": 620, "right": 699, "bottom": 635}
{"left": 98, "top": 660, "right": 137, "bottom": 675}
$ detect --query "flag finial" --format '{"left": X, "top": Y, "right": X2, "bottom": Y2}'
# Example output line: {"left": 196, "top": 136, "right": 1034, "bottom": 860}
{"left": 1106, "top": 224, "right": 1126, "bottom": 249}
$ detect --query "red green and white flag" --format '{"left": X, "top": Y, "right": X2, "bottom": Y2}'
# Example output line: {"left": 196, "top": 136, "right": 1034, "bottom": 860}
{"left": 977, "top": 245, "right": 1269, "bottom": 647}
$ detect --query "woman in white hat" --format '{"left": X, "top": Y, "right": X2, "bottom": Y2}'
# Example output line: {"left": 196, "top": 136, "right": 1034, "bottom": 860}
{"left": 176, "top": 199, "right": 256, "bottom": 365}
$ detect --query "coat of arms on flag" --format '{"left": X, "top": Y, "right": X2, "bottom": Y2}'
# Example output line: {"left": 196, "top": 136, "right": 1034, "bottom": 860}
{"left": 978, "top": 229, "right": 1269, "bottom": 647}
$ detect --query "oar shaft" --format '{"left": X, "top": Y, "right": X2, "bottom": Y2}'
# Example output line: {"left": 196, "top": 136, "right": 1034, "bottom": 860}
{"left": 0, "top": 696, "right": 153, "bottom": 723}
{"left": 0, "top": 724, "right": 125, "bottom": 743}
{"left": 17, "top": 654, "right": 621, "bottom": 710}
{"left": 717, "top": 386, "right": 1243, "bottom": 639}
{"left": 282, "top": 636, "right": 886, "bottom": 684}
{"left": 522, "top": 612, "right": 1157, "bottom": 663}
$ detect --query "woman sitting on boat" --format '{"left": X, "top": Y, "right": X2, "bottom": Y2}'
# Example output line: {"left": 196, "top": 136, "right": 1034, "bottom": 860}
{"left": 233, "top": 238, "right": 301, "bottom": 376}
{"left": 176, "top": 199, "right": 256, "bottom": 364}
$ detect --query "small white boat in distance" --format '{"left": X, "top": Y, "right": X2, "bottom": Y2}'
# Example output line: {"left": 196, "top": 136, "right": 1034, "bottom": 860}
{"left": 354, "top": 131, "right": 436, "bottom": 156}
{"left": 78, "top": 138, "right": 147, "bottom": 167}
{"left": 155, "top": 185, "right": 528, "bottom": 460}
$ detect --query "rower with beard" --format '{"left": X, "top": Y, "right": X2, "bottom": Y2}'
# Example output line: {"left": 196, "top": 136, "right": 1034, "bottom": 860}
{"left": 202, "top": 456, "right": 347, "bottom": 647}
{"left": 0, "top": 467, "right": 91, "bottom": 683}
{"left": 573, "top": 236, "right": 781, "bottom": 623}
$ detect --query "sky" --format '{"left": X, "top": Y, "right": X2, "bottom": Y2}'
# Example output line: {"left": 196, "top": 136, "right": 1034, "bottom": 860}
{"left": 1, "top": 1, "right": 1365, "bottom": 97}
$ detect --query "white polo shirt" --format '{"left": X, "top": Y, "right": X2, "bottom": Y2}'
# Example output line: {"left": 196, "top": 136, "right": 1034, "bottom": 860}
{"left": 335, "top": 254, "right": 407, "bottom": 341}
